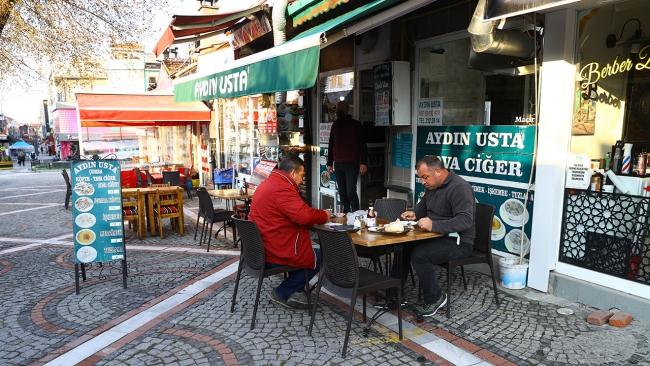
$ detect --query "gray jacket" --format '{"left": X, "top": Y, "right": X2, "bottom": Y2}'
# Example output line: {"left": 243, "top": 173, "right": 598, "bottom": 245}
{"left": 413, "top": 170, "right": 476, "bottom": 245}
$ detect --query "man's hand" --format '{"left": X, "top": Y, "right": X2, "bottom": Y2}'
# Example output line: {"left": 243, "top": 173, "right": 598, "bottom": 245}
{"left": 417, "top": 217, "right": 433, "bottom": 231}
{"left": 325, "top": 209, "right": 332, "bottom": 218}
{"left": 401, "top": 211, "right": 416, "bottom": 220}
{"left": 327, "top": 165, "right": 333, "bottom": 174}
{"left": 360, "top": 164, "right": 367, "bottom": 175}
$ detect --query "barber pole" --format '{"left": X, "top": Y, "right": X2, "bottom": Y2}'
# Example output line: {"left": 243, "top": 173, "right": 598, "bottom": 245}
{"left": 622, "top": 155, "right": 631, "bottom": 174}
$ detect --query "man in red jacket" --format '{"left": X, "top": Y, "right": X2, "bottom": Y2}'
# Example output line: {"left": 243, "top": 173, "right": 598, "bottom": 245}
{"left": 249, "top": 155, "right": 331, "bottom": 309}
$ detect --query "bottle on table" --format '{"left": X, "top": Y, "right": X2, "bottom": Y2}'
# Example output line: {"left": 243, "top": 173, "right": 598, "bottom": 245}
{"left": 605, "top": 152, "right": 611, "bottom": 171}
{"left": 590, "top": 171, "right": 602, "bottom": 191}
{"left": 367, "top": 200, "right": 376, "bottom": 227}
{"left": 243, "top": 178, "right": 248, "bottom": 195}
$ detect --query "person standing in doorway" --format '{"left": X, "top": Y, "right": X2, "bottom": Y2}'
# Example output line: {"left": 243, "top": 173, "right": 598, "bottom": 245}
{"left": 326, "top": 101, "right": 368, "bottom": 213}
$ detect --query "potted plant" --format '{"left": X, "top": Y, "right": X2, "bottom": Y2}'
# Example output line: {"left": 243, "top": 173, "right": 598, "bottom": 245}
{"left": 0, "top": 155, "right": 13, "bottom": 170}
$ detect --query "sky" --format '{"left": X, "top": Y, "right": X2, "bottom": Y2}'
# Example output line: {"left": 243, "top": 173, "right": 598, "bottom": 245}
{"left": 0, "top": 0, "right": 200, "bottom": 125}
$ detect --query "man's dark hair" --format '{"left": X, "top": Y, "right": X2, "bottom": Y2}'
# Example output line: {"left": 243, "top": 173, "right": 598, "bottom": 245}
{"left": 415, "top": 155, "right": 444, "bottom": 171}
{"left": 279, "top": 154, "right": 305, "bottom": 174}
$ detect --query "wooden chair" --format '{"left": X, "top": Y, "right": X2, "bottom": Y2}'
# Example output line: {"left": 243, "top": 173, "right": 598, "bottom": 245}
{"left": 230, "top": 217, "right": 311, "bottom": 330}
{"left": 122, "top": 189, "right": 143, "bottom": 240}
{"left": 310, "top": 228, "right": 403, "bottom": 357}
{"left": 434, "top": 203, "right": 500, "bottom": 318}
{"left": 153, "top": 187, "right": 184, "bottom": 239}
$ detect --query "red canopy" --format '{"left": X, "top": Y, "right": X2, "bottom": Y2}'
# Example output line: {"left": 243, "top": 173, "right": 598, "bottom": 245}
{"left": 76, "top": 92, "right": 211, "bottom": 128}
{"left": 152, "top": 1, "right": 267, "bottom": 56}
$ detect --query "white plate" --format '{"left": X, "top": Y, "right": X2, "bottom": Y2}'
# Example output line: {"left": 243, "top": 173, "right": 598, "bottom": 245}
{"left": 73, "top": 182, "right": 95, "bottom": 196}
{"left": 499, "top": 204, "right": 529, "bottom": 227}
{"left": 76, "top": 229, "right": 96, "bottom": 245}
{"left": 76, "top": 246, "right": 98, "bottom": 263}
{"left": 75, "top": 213, "right": 96, "bottom": 229}
{"left": 74, "top": 197, "right": 94, "bottom": 212}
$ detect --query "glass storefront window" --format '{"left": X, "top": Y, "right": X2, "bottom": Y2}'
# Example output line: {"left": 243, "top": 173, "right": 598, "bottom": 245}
{"left": 321, "top": 71, "right": 354, "bottom": 123}
{"left": 418, "top": 37, "right": 538, "bottom": 126}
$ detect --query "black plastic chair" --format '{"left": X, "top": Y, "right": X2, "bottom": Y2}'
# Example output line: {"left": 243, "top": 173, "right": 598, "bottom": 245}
{"left": 310, "top": 228, "right": 403, "bottom": 357}
{"left": 162, "top": 170, "right": 181, "bottom": 187}
{"left": 356, "top": 198, "right": 408, "bottom": 275}
{"left": 435, "top": 203, "right": 500, "bottom": 318}
{"left": 196, "top": 187, "right": 234, "bottom": 252}
{"left": 134, "top": 167, "right": 143, "bottom": 188}
{"left": 62, "top": 169, "right": 72, "bottom": 210}
{"left": 230, "top": 217, "right": 311, "bottom": 330}
{"left": 179, "top": 167, "right": 193, "bottom": 200}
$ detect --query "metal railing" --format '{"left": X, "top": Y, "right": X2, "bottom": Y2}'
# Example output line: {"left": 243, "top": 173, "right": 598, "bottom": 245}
{"left": 559, "top": 188, "right": 649, "bottom": 286}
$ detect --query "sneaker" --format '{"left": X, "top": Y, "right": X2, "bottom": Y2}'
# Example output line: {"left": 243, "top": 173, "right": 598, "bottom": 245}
{"left": 268, "top": 290, "right": 293, "bottom": 309}
{"left": 373, "top": 296, "right": 408, "bottom": 309}
{"left": 286, "top": 291, "right": 310, "bottom": 309}
{"left": 416, "top": 293, "right": 447, "bottom": 317}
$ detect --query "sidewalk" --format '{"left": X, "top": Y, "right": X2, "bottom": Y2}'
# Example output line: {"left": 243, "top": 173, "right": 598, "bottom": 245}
{"left": 0, "top": 171, "right": 648, "bottom": 366}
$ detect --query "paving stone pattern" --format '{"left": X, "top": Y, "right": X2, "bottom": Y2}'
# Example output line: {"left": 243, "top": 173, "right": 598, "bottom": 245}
{"left": 1, "top": 169, "right": 650, "bottom": 365}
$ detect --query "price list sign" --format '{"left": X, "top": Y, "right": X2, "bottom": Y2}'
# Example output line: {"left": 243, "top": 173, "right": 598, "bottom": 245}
{"left": 70, "top": 160, "right": 125, "bottom": 264}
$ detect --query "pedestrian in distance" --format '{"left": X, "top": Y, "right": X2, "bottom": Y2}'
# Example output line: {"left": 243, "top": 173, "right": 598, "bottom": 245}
{"left": 248, "top": 155, "right": 331, "bottom": 309}
{"left": 17, "top": 151, "right": 25, "bottom": 166}
{"left": 326, "top": 101, "right": 368, "bottom": 213}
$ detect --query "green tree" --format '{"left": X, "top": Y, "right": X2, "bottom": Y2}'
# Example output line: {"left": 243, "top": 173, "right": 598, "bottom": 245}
{"left": 0, "top": 0, "right": 173, "bottom": 88}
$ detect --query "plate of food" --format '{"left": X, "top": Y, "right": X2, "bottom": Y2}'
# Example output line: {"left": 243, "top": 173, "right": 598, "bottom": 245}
{"left": 330, "top": 225, "right": 361, "bottom": 233}
{"left": 278, "top": 118, "right": 289, "bottom": 131}
{"left": 76, "top": 229, "right": 96, "bottom": 245}
{"left": 75, "top": 213, "right": 96, "bottom": 229}
{"left": 321, "top": 171, "right": 330, "bottom": 186}
{"left": 76, "top": 246, "right": 98, "bottom": 263}
{"left": 73, "top": 182, "right": 94, "bottom": 196}
{"left": 491, "top": 216, "right": 505, "bottom": 241}
{"left": 74, "top": 197, "right": 94, "bottom": 212}
{"left": 504, "top": 229, "right": 530, "bottom": 255}
{"left": 368, "top": 226, "right": 414, "bottom": 236}
{"left": 277, "top": 103, "right": 289, "bottom": 116}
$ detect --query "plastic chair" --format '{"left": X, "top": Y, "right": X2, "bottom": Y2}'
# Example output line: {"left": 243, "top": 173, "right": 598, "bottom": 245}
{"left": 434, "top": 203, "right": 500, "bottom": 318}
{"left": 195, "top": 188, "right": 234, "bottom": 251}
{"left": 310, "top": 228, "right": 403, "bottom": 357}
{"left": 356, "top": 198, "right": 408, "bottom": 275}
{"left": 134, "top": 167, "right": 143, "bottom": 188}
{"left": 230, "top": 217, "right": 311, "bottom": 330}
{"left": 178, "top": 167, "right": 193, "bottom": 200}
{"left": 62, "top": 169, "right": 72, "bottom": 210}
{"left": 162, "top": 170, "right": 180, "bottom": 187}
{"left": 145, "top": 169, "right": 153, "bottom": 187}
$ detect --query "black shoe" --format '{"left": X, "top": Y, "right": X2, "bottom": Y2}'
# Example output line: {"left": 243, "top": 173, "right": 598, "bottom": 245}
{"left": 416, "top": 293, "right": 447, "bottom": 317}
{"left": 373, "top": 296, "right": 408, "bottom": 309}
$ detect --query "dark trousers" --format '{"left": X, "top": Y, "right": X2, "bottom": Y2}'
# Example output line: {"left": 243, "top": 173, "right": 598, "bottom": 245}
{"left": 391, "top": 238, "right": 473, "bottom": 303}
{"left": 266, "top": 248, "right": 321, "bottom": 300}
{"left": 334, "top": 162, "right": 360, "bottom": 212}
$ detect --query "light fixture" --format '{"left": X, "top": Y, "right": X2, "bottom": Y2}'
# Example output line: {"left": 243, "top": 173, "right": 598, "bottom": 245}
{"left": 606, "top": 18, "right": 650, "bottom": 54}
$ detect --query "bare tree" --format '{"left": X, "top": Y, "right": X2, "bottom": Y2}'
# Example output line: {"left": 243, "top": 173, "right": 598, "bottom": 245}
{"left": 0, "top": 0, "right": 173, "bottom": 88}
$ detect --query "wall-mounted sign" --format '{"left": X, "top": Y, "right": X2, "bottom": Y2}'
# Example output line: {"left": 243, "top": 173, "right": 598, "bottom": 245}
{"left": 319, "top": 147, "right": 336, "bottom": 190}
{"left": 579, "top": 48, "right": 650, "bottom": 87}
{"left": 319, "top": 122, "right": 332, "bottom": 146}
{"left": 417, "top": 98, "right": 443, "bottom": 126}
{"left": 565, "top": 153, "right": 591, "bottom": 189}
{"left": 373, "top": 62, "right": 392, "bottom": 126}
{"left": 392, "top": 133, "right": 412, "bottom": 168}
{"left": 70, "top": 160, "right": 125, "bottom": 264}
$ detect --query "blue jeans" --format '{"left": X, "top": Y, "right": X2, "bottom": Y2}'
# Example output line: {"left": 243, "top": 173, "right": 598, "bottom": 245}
{"left": 334, "top": 162, "right": 360, "bottom": 212}
{"left": 266, "top": 248, "right": 321, "bottom": 300}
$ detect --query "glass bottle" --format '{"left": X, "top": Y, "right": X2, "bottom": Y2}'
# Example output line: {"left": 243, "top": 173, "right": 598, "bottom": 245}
{"left": 605, "top": 152, "right": 611, "bottom": 171}
{"left": 367, "top": 200, "right": 376, "bottom": 227}
{"left": 590, "top": 172, "right": 601, "bottom": 191}
{"left": 243, "top": 178, "right": 248, "bottom": 195}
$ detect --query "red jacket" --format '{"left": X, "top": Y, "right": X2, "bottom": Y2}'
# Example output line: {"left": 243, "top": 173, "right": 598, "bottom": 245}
{"left": 249, "top": 169, "right": 329, "bottom": 269}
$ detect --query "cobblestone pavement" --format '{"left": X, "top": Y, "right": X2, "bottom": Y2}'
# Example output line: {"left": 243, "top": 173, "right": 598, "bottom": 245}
{"left": 1, "top": 168, "right": 649, "bottom": 366}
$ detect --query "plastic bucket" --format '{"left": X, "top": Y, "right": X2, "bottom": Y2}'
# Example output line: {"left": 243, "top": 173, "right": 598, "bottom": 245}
{"left": 499, "top": 257, "right": 529, "bottom": 289}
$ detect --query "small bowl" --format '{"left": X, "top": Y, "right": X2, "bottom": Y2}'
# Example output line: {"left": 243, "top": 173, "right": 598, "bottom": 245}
{"left": 334, "top": 212, "right": 346, "bottom": 218}
{"left": 501, "top": 198, "right": 526, "bottom": 222}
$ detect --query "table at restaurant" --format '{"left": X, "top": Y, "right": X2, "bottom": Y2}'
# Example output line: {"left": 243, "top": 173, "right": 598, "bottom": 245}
{"left": 208, "top": 188, "right": 255, "bottom": 212}
{"left": 120, "top": 169, "right": 148, "bottom": 189}
{"left": 315, "top": 217, "right": 442, "bottom": 323}
{"left": 122, "top": 186, "right": 184, "bottom": 237}
{"left": 149, "top": 172, "right": 186, "bottom": 185}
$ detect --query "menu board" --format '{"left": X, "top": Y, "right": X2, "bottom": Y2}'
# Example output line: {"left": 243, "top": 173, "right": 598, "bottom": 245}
{"left": 373, "top": 62, "right": 392, "bottom": 126}
{"left": 392, "top": 133, "right": 412, "bottom": 168}
{"left": 319, "top": 147, "right": 337, "bottom": 189}
{"left": 251, "top": 159, "right": 277, "bottom": 184}
{"left": 70, "top": 160, "right": 125, "bottom": 264}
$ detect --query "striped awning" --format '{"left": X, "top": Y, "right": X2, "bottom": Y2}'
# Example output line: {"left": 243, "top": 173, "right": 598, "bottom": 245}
{"left": 288, "top": 0, "right": 349, "bottom": 27}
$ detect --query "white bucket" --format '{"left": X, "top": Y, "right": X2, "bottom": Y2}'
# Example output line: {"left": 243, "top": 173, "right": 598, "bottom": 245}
{"left": 499, "top": 257, "right": 529, "bottom": 289}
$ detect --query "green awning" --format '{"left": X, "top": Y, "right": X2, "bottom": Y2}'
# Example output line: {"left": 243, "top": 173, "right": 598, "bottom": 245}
{"left": 173, "top": 0, "right": 398, "bottom": 102}
{"left": 288, "top": 0, "right": 350, "bottom": 27}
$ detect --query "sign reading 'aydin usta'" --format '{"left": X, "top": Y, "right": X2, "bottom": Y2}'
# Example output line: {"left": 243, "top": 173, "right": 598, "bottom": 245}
{"left": 416, "top": 125, "right": 535, "bottom": 182}
{"left": 173, "top": 46, "right": 320, "bottom": 102}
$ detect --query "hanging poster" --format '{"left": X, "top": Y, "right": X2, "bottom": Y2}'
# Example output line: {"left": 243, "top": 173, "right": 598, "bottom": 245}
{"left": 373, "top": 62, "right": 392, "bottom": 126}
{"left": 71, "top": 160, "right": 125, "bottom": 264}
{"left": 392, "top": 133, "right": 412, "bottom": 168}
{"left": 417, "top": 98, "right": 443, "bottom": 125}
{"left": 319, "top": 147, "right": 336, "bottom": 189}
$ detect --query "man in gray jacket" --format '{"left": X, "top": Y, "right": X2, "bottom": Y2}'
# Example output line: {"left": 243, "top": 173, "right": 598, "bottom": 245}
{"left": 401, "top": 155, "right": 476, "bottom": 316}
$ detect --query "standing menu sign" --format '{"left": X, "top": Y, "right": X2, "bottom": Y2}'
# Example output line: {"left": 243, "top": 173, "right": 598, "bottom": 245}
{"left": 70, "top": 160, "right": 127, "bottom": 293}
{"left": 373, "top": 62, "right": 392, "bottom": 126}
